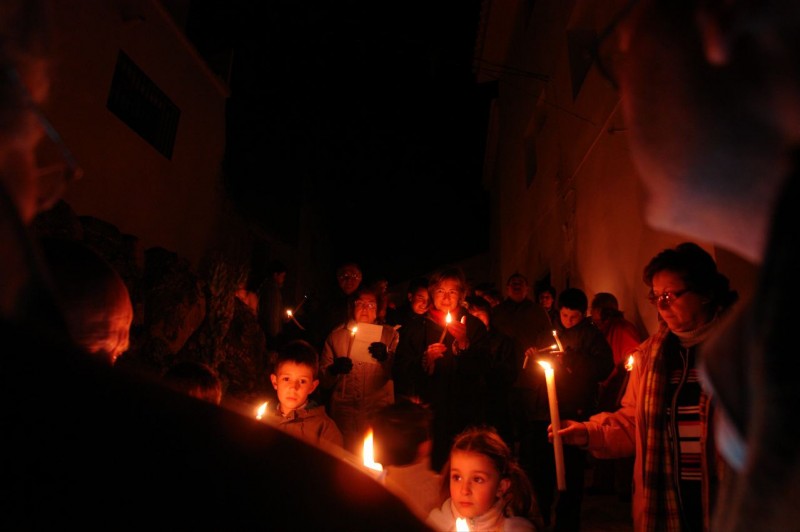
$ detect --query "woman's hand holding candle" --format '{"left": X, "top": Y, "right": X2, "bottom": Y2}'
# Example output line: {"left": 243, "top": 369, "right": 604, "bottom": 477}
{"left": 549, "top": 419, "right": 589, "bottom": 448}
{"left": 423, "top": 343, "right": 446, "bottom": 375}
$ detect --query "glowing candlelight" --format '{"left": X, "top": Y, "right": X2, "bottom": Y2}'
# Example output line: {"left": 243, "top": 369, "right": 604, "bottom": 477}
{"left": 255, "top": 401, "right": 268, "bottom": 420}
{"left": 438, "top": 311, "right": 452, "bottom": 343}
{"left": 625, "top": 354, "right": 635, "bottom": 371}
{"left": 455, "top": 517, "right": 470, "bottom": 531}
{"left": 538, "top": 360, "right": 566, "bottom": 491}
{"left": 346, "top": 326, "right": 358, "bottom": 358}
{"left": 362, "top": 428, "right": 383, "bottom": 472}
{"left": 526, "top": 343, "right": 560, "bottom": 369}
{"left": 552, "top": 330, "right": 564, "bottom": 352}
{"left": 534, "top": 343, "right": 558, "bottom": 353}
{"left": 285, "top": 309, "right": 305, "bottom": 330}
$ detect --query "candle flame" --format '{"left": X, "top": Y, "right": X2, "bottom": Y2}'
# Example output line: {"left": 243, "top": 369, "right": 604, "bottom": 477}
{"left": 538, "top": 360, "right": 553, "bottom": 371}
{"left": 625, "top": 355, "right": 634, "bottom": 371}
{"left": 286, "top": 309, "right": 293, "bottom": 317}
{"left": 456, "top": 517, "right": 470, "bottom": 531}
{"left": 351, "top": 326, "right": 358, "bottom": 336}
{"left": 445, "top": 311, "right": 452, "bottom": 325}
{"left": 552, "top": 329, "right": 564, "bottom": 352}
{"left": 256, "top": 401, "right": 268, "bottom": 420}
{"left": 362, "top": 428, "right": 383, "bottom": 472}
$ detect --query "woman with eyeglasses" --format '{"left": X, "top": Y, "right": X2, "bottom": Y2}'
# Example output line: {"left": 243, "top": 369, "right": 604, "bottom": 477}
{"left": 319, "top": 285, "right": 399, "bottom": 454}
{"left": 552, "top": 242, "right": 738, "bottom": 531}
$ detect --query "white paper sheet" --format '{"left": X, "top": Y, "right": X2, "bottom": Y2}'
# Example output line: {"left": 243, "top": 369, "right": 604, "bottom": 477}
{"left": 348, "top": 322, "right": 384, "bottom": 364}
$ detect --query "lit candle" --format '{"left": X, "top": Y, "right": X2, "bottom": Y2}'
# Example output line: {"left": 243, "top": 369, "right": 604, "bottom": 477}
{"left": 625, "top": 354, "right": 635, "bottom": 371}
{"left": 286, "top": 309, "right": 306, "bottom": 330}
{"left": 538, "top": 360, "right": 566, "bottom": 491}
{"left": 455, "top": 517, "right": 470, "bottom": 531}
{"left": 255, "top": 401, "right": 268, "bottom": 420}
{"left": 438, "top": 311, "right": 452, "bottom": 343}
{"left": 552, "top": 329, "right": 564, "bottom": 352}
{"left": 347, "top": 326, "right": 358, "bottom": 358}
{"left": 615, "top": 354, "right": 636, "bottom": 407}
{"left": 362, "top": 428, "right": 384, "bottom": 478}
{"left": 526, "top": 343, "right": 560, "bottom": 369}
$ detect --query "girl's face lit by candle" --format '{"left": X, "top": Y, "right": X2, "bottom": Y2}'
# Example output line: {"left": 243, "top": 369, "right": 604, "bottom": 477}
{"left": 449, "top": 450, "right": 509, "bottom": 519}
{"left": 433, "top": 279, "right": 462, "bottom": 313}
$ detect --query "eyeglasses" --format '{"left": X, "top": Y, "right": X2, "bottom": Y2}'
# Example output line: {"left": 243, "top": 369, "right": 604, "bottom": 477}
{"left": 434, "top": 289, "right": 460, "bottom": 299}
{"left": 338, "top": 273, "right": 361, "bottom": 281}
{"left": 591, "top": 0, "right": 640, "bottom": 91}
{"left": 7, "top": 68, "right": 83, "bottom": 211}
{"left": 354, "top": 301, "right": 377, "bottom": 310}
{"left": 648, "top": 288, "right": 691, "bottom": 307}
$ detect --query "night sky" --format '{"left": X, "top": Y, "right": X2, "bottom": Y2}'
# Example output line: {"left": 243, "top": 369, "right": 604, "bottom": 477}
{"left": 187, "top": 1, "right": 492, "bottom": 282}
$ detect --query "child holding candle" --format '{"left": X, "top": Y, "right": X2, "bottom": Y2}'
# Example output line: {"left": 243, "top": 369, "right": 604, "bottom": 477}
{"left": 427, "top": 426, "right": 543, "bottom": 532}
{"left": 268, "top": 339, "right": 344, "bottom": 449}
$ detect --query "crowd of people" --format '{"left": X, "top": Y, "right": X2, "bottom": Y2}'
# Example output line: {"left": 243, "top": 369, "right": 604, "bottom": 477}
{"left": 245, "top": 245, "right": 746, "bottom": 532}
{"left": 11, "top": 212, "right": 763, "bottom": 531}
{"left": 4, "top": 0, "right": 799, "bottom": 530}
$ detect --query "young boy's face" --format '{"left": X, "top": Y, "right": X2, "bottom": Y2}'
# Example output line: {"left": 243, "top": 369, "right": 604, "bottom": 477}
{"left": 560, "top": 307, "right": 584, "bottom": 329}
{"left": 270, "top": 362, "right": 319, "bottom": 413}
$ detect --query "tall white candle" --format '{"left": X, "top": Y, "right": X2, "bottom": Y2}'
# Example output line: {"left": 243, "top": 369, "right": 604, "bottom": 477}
{"left": 538, "top": 360, "right": 566, "bottom": 491}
